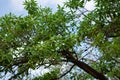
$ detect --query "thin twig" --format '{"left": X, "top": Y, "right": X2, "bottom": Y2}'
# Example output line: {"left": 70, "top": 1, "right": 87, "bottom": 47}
{"left": 58, "top": 64, "right": 75, "bottom": 79}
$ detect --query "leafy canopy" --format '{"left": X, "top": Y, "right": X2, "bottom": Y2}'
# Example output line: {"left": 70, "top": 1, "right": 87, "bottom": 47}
{"left": 0, "top": 0, "right": 120, "bottom": 80}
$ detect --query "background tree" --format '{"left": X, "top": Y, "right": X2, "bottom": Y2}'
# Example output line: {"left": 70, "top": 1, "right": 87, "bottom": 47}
{"left": 0, "top": 0, "right": 120, "bottom": 80}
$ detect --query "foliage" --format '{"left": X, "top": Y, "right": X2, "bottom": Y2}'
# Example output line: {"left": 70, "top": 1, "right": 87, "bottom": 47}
{"left": 0, "top": 0, "right": 120, "bottom": 80}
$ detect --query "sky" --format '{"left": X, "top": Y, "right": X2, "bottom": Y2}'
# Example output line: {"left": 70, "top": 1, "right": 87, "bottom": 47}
{"left": 0, "top": 0, "right": 95, "bottom": 17}
{"left": 0, "top": 0, "right": 66, "bottom": 17}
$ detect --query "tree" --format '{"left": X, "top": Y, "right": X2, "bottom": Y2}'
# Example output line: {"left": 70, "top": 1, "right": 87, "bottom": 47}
{"left": 0, "top": 0, "right": 120, "bottom": 80}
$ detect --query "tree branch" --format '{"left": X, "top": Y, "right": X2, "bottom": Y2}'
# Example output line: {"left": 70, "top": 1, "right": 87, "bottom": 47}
{"left": 8, "top": 67, "right": 29, "bottom": 80}
{"left": 58, "top": 64, "right": 75, "bottom": 79}
{"left": 59, "top": 50, "right": 108, "bottom": 80}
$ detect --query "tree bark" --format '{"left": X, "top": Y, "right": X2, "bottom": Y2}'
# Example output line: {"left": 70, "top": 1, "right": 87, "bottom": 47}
{"left": 60, "top": 50, "right": 108, "bottom": 80}
{"left": 69, "top": 59, "right": 108, "bottom": 80}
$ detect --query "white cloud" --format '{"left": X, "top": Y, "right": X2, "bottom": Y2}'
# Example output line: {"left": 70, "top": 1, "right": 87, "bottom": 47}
{"left": 10, "top": 0, "right": 95, "bottom": 13}
{"left": 29, "top": 66, "right": 50, "bottom": 79}
{"left": 10, "top": 0, "right": 66, "bottom": 12}
{"left": 11, "top": 0, "right": 25, "bottom": 12}
{"left": 37, "top": 0, "right": 66, "bottom": 6}
{"left": 85, "top": 0, "right": 95, "bottom": 11}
